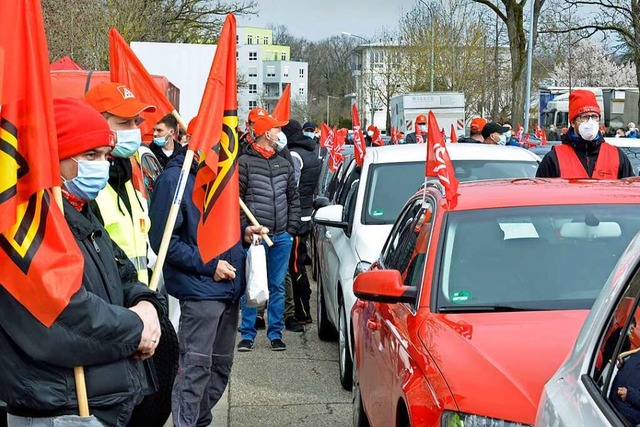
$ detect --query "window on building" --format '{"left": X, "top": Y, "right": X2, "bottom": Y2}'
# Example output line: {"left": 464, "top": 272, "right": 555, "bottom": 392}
{"left": 299, "top": 68, "right": 304, "bottom": 78}
{"left": 298, "top": 85, "right": 305, "bottom": 95}
{"left": 248, "top": 66, "right": 258, "bottom": 77}
{"left": 266, "top": 66, "right": 276, "bottom": 78}
{"left": 247, "top": 34, "right": 253, "bottom": 45}
{"left": 236, "top": 35, "right": 239, "bottom": 44}
{"left": 373, "top": 50, "right": 384, "bottom": 68}
{"left": 249, "top": 100, "right": 258, "bottom": 108}
{"left": 249, "top": 84, "right": 257, "bottom": 94}
{"left": 249, "top": 51, "right": 257, "bottom": 61}
{"left": 264, "top": 36, "right": 269, "bottom": 45}
{"left": 273, "top": 52, "right": 278, "bottom": 60}
{"left": 283, "top": 65, "right": 289, "bottom": 77}
{"left": 281, "top": 52, "right": 287, "bottom": 60}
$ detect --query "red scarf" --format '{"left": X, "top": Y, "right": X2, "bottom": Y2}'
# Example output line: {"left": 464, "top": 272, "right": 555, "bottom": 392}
{"left": 253, "top": 142, "right": 275, "bottom": 159}
{"left": 62, "top": 187, "right": 86, "bottom": 212}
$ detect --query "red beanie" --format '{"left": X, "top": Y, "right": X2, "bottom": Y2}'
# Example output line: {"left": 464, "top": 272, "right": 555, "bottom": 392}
{"left": 54, "top": 98, "right": 114, "bottom": 160}
{"left": 569, "top": 90, "right": 600, "bottom": 123}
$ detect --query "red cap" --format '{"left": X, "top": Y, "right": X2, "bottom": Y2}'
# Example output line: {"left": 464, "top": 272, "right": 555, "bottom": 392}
{"left": 569, "top": 90, "right": 600, "bottom": 123}
{"left": 470, "top": 117, "right": 487, "bottom": 134}
{"left": 253, "top": 115, "right": 288, "bottom": 136}
{"left": 367, "top": 125, "right": 378, "bottom": 132}
{"left": 416, "top": 114, "right": 427, "bottom": 124}
{"left": 85, "top": 82, "right": 156, "bottom": 118}
{"left": 54, "top": 98, "right": 114, "bottom": 160}
{"left": 248, "top": 107, "right": 269, "bottom": 123}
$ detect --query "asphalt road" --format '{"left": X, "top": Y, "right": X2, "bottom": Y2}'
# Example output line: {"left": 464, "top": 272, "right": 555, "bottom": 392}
{"left": 205, "top": 267, "right": 352, "bottom": 426}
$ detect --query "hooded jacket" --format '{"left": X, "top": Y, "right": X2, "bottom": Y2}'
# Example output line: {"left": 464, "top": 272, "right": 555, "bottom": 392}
{"left": 0, "top": 200, "right": 164, "bottom": 427}
{"left": 283, "top": 120, "right": 322, "bottom": 233}
{"left": 149, "top": 153, "right": 246, "bottom": 302}
{"left": 239, "top": 143, "right": 301, "bottom": 236}
{"left": 536, "top": 128, "right": 634, "bottom": 178}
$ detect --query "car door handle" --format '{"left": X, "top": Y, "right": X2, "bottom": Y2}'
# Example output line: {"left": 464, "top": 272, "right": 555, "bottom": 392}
{"left": 367, "top": 319, "right": 381, "bottom": 331}
{"left": 325, "top": 230, "right": 332, "bottom": 239}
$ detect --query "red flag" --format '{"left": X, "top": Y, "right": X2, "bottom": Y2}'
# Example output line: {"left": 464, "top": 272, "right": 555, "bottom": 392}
{"left": 328, "top": 128, "right": 347, "bottom": 172}
{"left": 516, "top": 124, "right": 523, "bottom": 143}
{"left": 351, "top": 103, "right": 366, "bottom": 167}
{"left": 450, "top": 124, "right": 458, "bottom": 143}
{"left": 371, "top": 127, "right": 384, "bottom": 146}
{"left": 415, "top": 121, "right": 424, "bottom": 144}
{"left": 109, "top": 28, "right": 174, "bottom": 139}
{"left": 189, "top": 14, "right": 240, "bottom": 263}
{"left": 524, "top": 132, "right": 531, "bottom": 147}
{"left": 272, "top": 83, "right": 291, "bottom": 121}
{"left": 320, "top": 122, "right": 334, "bottom": 149}
{"left": 535, "top": 125, "right": 542, "bottom": 139}
{"left": 1, "top": 0, "right": 84, "bottom": 326}
{"left": 426, "top": 111, "right": 459, "bottom": 208}
{"left": 541, "top": 130, "right": 548, "bottom": 146}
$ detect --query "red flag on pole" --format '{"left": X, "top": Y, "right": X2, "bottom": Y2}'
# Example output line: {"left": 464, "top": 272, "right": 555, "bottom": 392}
{"left": 272, "top": 83, "right": 291, "bottom": 121}
{"left": 109, "top": 28, "right": 174, "bottom": 138}
{"left": 371, "top": 127, "right": 384, "bottom": 146}
{"left": 328, "top": 128, "right": 347, "bottom": 173}
{"left": 426, "top": 111, "right": 459, "bottom": 209}
{"left": 450, "top": 124, "right": 458, "bottom": 143}
{"left": 390, "top": 125, "right": 397, "bottom": 145}
{"left": 0, "top": 0, "right": 84, "bottom": 326}
{"left": 541, "top": 129, "right": 548, "bottom": 146}
{"left": 320, "top": 122, "right": 334, "bottom": 149}
{"left": 351, "top": 103, "right": 366, "bottom": 167}
{"left": 188, "top": 14, "right": 240, "bottom": 263}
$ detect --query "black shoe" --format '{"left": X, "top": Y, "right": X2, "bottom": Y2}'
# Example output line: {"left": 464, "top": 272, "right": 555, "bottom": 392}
{"left": 285, "top": 317, "right": 305, "bottom": 332}
{"left": 270, "top": 339, "right": 287, "bottom": 351}
{"left": 237, "top": 339, "right": 254, "bottom": 352}
{"left": 255, "top": 316, "right": 266, "bottom": 330}
{"left": 297, "top": 315, "right": 313, "bottom": 325}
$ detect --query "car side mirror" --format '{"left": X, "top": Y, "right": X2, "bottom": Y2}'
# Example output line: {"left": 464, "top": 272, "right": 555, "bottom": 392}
{"left": 353, "top": 269, "right": 416, "bottom": 304}
{"left": 313, "top": 205, "right": 349, "bottom": 230}
{"left": 313, "top": 196, "right": 331, "bottom": 211}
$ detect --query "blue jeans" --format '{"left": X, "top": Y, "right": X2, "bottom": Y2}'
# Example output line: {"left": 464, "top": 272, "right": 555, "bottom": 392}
{"left": 240, "top": 232, "right": 293, "bottom": 341}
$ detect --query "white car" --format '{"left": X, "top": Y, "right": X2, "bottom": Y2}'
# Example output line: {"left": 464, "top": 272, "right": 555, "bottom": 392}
{"left": 312, "top": 143, "right": 541, "bottom": 390}
{"left": 606, "top": 137, "right": 640, "bottom": 176}
{"left": 536, "top": 230, "right": 640, "bottom": 427}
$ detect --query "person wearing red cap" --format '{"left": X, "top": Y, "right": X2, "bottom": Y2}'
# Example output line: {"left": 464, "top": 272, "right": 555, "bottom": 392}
{"left": 537, "top": 89, "right": 634, "bottom": 179}
{"left": 1, "top": 98, "right": 164, "bottom": 427}
{"left": 237, "top": 114, "right": 301, "bottom": 352}
{"left": 238, "top": 107, "right": 270, "bottom": 155}
{"left": 365, "top": 125, "right": 379, "bottom": 146}
{"left": 459, "top": 117, "right": 487, "bottom": 144}
{"left": 85, "top": 82, "right": 157, "bottom": 285}
{"left": 404, "top": 114, "right": 428, "bottom": 144}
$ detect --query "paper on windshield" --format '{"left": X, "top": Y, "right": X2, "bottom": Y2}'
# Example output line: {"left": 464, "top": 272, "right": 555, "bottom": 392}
{"left": 499, "top": 222, "right": 539, "bottom": 240}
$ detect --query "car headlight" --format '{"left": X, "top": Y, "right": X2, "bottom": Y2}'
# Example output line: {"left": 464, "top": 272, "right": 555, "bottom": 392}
{"left": 441, "top": 411, "right": 531, "bottom": 427}
{"left": 353, "top": 261, "right": 372, "bottom": 279}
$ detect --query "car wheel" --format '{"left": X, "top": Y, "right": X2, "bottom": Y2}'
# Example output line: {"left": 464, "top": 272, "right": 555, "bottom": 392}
{"left": 352, "top": 359, "right": 369, "bottom": 427}
{"left": 127, "top": 314, "right": 179, "bottom": 427}
{"left": 317, "top": 275, "right": 338, "bottom": 341}
{"left": 339, "top": 298, "right": 353, "bottom": 390}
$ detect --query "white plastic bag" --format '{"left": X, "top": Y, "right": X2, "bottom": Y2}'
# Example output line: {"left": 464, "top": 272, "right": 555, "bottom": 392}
{"left": 245, "top": 235, "right": 269, "bottom": 307}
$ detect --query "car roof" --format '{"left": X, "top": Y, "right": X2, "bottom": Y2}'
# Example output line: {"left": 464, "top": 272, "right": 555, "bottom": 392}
{"left": 426, "top": 178, "right": 640, "bottom": 211}
{"left": 364, "top": 143, "right": 540, "bottom": 165}
{"left": 604, "top": 138, "right": 640, "bottom": 148}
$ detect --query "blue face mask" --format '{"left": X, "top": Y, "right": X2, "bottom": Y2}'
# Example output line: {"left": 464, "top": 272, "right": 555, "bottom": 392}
{"left": 63, "top": 159, "right": 110, "bottom": 200}
{"left": 153, "top": 136, "right": 167, "bottom": 147}
{"left": 398, "top": 139, "right": 405, "bottom": 144}
{"left": 303, "top": 131, "right": 315, "bottom": 139}
{"left": 504, "top": 130, "right": 512, "bottom": 140}
{"left": 112, "top": 129, "right": 142, "bottom": 157}
{"left": 498, "top": 134, "right": 507, "bottom": 145}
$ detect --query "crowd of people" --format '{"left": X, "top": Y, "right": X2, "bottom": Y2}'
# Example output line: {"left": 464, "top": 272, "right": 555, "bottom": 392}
{"left": 1, "top": 83, "right": 638, "bottom": 427}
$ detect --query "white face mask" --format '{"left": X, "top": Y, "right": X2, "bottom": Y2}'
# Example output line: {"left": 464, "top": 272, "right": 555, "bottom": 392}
{"left": 271, "top": 131, "right": 287, "bottom": 151}
{"left": 578, "top": 119, "right": 599, "bottom": 141}
{"left": 367, "top": 130, "right": 374, "bottom": 137}
{"left": 418, "top": 125, "right": 427, "bottom": 132}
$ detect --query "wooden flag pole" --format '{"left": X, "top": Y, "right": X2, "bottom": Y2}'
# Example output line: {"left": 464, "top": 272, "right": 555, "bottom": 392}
{"left": 149, "top": 110, "right": 272, "bottom": 292}
{"left": 52, "top": 186, "right": 90, "bottom": 417}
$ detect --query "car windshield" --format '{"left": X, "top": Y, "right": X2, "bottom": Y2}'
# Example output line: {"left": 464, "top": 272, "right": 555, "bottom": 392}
{"left": 363, "top": 159, "right": 539, "bottom": 225}
{"left": 618, "top": 147, "right": 640, "bottom": 176}
{"left": 438, "top": 205, "right": 640, "bottom": 312}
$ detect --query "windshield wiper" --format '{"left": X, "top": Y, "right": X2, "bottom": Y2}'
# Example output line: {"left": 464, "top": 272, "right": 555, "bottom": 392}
{"left": 438, "top": 305, "right": 543, "bottom": 313}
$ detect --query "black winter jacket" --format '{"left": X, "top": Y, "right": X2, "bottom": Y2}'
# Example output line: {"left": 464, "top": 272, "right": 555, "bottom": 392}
{"left": 0, "top": 199, "right": 164, "bottom": 427}
{"left": 239, "top": 144, "right": 301, "bottom": 236}
{"left": 404, "top": 131, "right": 427, "bottom": 144}
{"left": 149, "top": 154, "right": 246, "bottom": 302}
{"left": 284, "top": 120, "right": 322, "bottom": 233}
{"left": 536, "top": 128, "right": 634, "bottom": 178}
{"left": 149, "top": 140, "right": 185, "bottom": 170}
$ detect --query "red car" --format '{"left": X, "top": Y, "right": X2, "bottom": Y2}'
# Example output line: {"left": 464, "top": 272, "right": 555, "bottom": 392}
{"left": 351, "top": 178, "right": 640, "bottom": 427}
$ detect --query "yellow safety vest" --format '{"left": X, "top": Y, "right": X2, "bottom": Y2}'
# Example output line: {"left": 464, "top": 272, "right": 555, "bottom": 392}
{"left": 95, "top": 180, "right": 150, "bottom": 284}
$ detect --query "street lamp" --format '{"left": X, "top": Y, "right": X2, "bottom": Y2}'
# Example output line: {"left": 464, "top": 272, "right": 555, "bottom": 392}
{"left": 418, "top": 0, "right": 435, "bottom": 92}
{"left": 326, "top": 95, "right": 340, "bottom": 124}
{"left": 342, "top": 31, "right": 375, "bottom": 127}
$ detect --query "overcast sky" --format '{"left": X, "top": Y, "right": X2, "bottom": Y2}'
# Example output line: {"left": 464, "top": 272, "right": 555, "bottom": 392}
{"left": 237, "top": 0, "right": 415, "bottom": 42}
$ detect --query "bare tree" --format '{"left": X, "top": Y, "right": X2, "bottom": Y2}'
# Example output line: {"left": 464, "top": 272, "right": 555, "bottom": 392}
{"left": 472, "top": 0, "right": 546, "bottom": 125}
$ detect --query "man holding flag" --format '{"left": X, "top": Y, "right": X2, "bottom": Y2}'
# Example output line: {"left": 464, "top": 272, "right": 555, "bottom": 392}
{"left": 1, "top": 99, "right": 164, "bottom": 427}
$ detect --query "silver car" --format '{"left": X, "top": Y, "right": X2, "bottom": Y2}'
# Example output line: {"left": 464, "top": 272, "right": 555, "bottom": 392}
{"left": 537, "top": 232, "right": 640, "bottom": 427}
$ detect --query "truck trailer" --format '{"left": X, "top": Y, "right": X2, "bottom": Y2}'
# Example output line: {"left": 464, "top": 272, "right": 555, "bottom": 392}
{"left": 390, "top": 92, "right": 465, "bottom": 139}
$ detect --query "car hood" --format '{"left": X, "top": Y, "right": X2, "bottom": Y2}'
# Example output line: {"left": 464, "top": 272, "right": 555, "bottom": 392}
{"left": 420, "top": 310, "right": 589, "bottom": 425}
{"left": 353, "top": 224, "right": 393, "bottom": 263}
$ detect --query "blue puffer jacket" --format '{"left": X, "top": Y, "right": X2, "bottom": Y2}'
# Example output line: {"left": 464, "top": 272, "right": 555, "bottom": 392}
{"left": 149, "top": 153, "right": 245, "bottom": 301}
